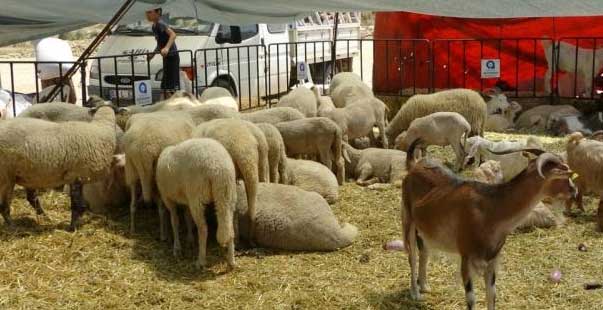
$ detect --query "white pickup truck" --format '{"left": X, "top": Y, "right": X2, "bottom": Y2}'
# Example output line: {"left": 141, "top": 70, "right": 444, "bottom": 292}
{"left": 88, "top": 12, "right": 361, "bottom": 106}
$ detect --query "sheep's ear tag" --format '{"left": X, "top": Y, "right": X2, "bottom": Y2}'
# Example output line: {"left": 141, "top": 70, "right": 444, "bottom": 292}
{"left": 571, "top": 173, "right": 579, "bottom": 181}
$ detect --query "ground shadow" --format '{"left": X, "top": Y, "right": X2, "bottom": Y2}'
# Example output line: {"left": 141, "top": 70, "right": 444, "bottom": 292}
{"left": 0, "top": 215, "right": 67, "bottom": 241}
{"left": 364, "top": 288, "right": 432, "bottom": 310}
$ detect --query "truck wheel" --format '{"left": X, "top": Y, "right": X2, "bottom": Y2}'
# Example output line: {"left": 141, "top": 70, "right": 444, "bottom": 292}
{"left": 211, "top": 77, "right": 236, "bottom": 97}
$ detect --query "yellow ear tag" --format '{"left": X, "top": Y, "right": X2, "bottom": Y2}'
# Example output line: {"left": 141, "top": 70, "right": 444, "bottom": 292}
{"left": 571, "top": 173, "right": 579, "bottom": 181}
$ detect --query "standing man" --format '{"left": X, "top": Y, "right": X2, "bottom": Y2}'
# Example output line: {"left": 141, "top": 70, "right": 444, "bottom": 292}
{"left": 146, "top": 6, "right": 179, "bottom": 99}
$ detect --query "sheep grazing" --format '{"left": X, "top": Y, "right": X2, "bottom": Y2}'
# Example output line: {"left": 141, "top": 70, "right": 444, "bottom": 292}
{"left": 385, "top": 89, "right": 487, "bottom": 145}
{"left": 193, "top": 118, "right": 269, "bottom": 242}
{"left": 198, "top": 87, "right": 238, "bottom": 111}
{"left": 241, "top": 107, "right": 305, "bottom": 125}
{"left": 274, "top": 117, "right": 345, "bottom": 185}
{"left": 566, "top": 132, "right": 603, "bottom": 230}
{"left": 515, "top": 104, "right": 580, "bottom": 131}
{"left": 284, "top": 158, "right": 339, "bottom": 204}
{"left": 255, "top": 123, "right": 288, "bottom": 183}
{"left": 342, "top": 142, "right": 406, "bottom": 186}
{"left": 321, "top": 96, "right": 389, "bottom": 148}
{"left": 156, "top": 138, "right": 237, "bottom": 269}
{"left": 0, "top": 105, "right": 119, "bottom": 230}
{"left": 275, "top": 86, "right": 318, "bottom": 117}
{"left": 402, "top": 139, "right": 576, "bottom": 308}
{"left": 83, "top": 154, "right": 128, "bottom": 215}
{"left": 329, "top": 72, "right": 373, "bottom": 107}
{"left": 235, "top": 183, "right": 358, "bottom": 251}
{"left": 394, "top": 112, "right": 470, "bottom": 171}
{"left": 464, "top": 136, "right": 543, "bottom": 181}
{"left": 122, "top": 111, "right": 195, "bottom": 239}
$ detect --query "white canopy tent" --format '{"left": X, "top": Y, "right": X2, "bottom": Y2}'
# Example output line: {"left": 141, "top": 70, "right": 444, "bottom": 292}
{"left": 2, "top": 0, "right": 603, "bottom": 46}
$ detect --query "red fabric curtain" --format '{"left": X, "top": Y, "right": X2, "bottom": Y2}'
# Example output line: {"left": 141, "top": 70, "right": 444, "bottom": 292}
{"left": 373, "top": 12, "right": 603, "bottom": 96}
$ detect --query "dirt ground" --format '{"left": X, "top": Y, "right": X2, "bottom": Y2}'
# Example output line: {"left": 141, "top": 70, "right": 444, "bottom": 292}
{"left": 1, "top": 132, "right": 602, "bottom": 309}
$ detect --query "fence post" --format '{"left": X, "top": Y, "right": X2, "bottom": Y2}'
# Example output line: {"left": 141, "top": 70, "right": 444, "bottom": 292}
{"left": 80, "top": 60, "right": 87, "bottom": 106}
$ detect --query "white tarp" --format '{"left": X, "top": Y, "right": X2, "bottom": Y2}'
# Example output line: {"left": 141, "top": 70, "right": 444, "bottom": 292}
{"left": 3, "top": 0, "right": 603, "bottom": 46}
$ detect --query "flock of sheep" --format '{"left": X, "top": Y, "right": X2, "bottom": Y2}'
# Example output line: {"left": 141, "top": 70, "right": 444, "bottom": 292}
{"left": 1, "top": 71, "right": 602, "bottom": 309}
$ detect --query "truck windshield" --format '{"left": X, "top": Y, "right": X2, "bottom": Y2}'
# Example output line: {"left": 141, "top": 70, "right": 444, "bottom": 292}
{"left": 115, "top": 16, "right": 213, "bottom": 36}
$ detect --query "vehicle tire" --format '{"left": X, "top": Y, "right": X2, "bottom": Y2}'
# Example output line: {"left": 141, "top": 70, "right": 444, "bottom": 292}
{"left": 211, "top": 77, "right": 236, "bottom": 97}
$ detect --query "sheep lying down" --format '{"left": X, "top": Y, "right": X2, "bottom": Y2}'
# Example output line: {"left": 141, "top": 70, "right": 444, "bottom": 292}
{"left": 235, "top": 183, "right": 358, "bottom": 251}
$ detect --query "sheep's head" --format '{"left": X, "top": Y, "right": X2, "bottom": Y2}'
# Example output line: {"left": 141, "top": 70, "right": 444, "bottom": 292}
{"left": 394, "top": 131, "right": 409, "bottom": 151}
{"left": 484, "top": 88, "right": 511, "bottom": 114}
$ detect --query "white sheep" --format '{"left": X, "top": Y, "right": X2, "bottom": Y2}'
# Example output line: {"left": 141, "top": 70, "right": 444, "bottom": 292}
{"left": 156, "top": 138, "right": 237, "bottom": 269}
{"left": 274, "top": 117, "right": 345, "bottom": 184}
{"left": 566, "top": 132, "right": 603, "bottom": 231}
{"left": 198, "top": 87, "right": 239, "bottom": 111}
{"left": 0, "top": 105, "right": 118, "bottom": 229}
{"left": 235, "top": 183, "right": 358, "bottom": 251}
{"left": 485, "top": 101, "right": 522, "bottom": 132}
{"left": 255, "top": 123, "right": 288, "bottom": 183}
{"left": 123, "top": 111, "right": 195, "bottom": 239}
{"left": 464, "top": 136, "right": 542, "bottom": 181}
{"left": 193, "top": 118, "right": 269, "bottom": 242}
{"left": 321, "top": 96, "right": 389, "bottom": 148}
{"left": 394, "top": 112, "right": 470, "bottom": 171}
{"left": 275, "top": 86, "right": 318, "bottom": 117}
{"left": 515, "top": 104, "right": 580, "bottom": 131}
{"left": 329, "top": 72, "right": 373, "bottom": 107}
{"left": 386, "top": 89, "right": 487, "bottom": 145}
{"left": 18, "top": 101, "right": 93, "bottom": 122}
{"left": 83, "top": 154, "right": 128, "bottom": 215}
{"left": 115, "top": 96, "right": 200, "bottom": 129}
{"left": 241, "top": 107, "right": 305, "bottom": 124}
{"left": 342, "top": 142, "right": 406, "bottom": 186}
{"left": 284, "top": 158, "right": 339, "bottom": 204}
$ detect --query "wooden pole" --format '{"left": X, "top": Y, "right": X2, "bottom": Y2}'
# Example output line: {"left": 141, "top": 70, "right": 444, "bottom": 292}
{"left": 43, "top": 0, "right": 138, "bottom": 103}
{"left": 330, "top": 12, "right": 340, "bottom": 80}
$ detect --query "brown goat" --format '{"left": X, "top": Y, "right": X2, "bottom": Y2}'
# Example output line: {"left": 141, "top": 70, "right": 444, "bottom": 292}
{"left": 401, "top": 138, "right": 576, "bottom": 310}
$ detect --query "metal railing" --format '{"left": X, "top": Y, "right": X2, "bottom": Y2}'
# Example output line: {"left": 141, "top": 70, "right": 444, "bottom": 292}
{"left": 194, "top": 45, "right": 268, "bottom": 111}
{"left": 3, "top": 37, "right": 603, "bottom": 117}
{"left": 430, "top": 38, "right": 555, "bottom": 98}
{"left": 555, "top": 37, "right": 603, "bottom": 99}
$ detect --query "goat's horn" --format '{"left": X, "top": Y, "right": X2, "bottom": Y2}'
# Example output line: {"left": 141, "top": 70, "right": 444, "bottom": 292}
{"left": 536, "top": 153, "right": 563, "bottom": 179}
{"left": 486, "top": 148, "right": 545, "bottom": 156}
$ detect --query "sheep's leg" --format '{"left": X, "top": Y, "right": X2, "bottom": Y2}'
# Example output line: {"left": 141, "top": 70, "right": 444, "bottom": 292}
{"left": 597, "top": 198, "right": 603, "bottom": 232}
{"left": 544, "top": 68, "right": 552, "bottom": 94}
{"left": 129, "top": 184, "right": 138, "bottom": 234}
{"left": 319, "top": 148, "right": 333, "bottom": 170}
{"left": 407, "top": 226, "right": 422, "bottom": 301}
{"left": 356, "top": 164, "right": 376, "bottom": 186}
{"left": 576, "top": 190, "right": 585, "bottom": 212}
{"left": 378, "top": 122, "right": 388, "bottom": 149}
{"left": 451, "top": 142, "right": 464, "bottom": 172}
{"left": 461, "top": 257, "right": 476, "bottom": 310}
{"left": 184, "top": 208, "right": 195, "bottom": 253}
{"left": 484, "top": 258, "right": 498, "bottom": 310}
{"left": 165, "top": 201, "right": 182, "bottom": 258}
{"left": 417, "top": 235, "right": 430, "bottom": 293}
{"left": 269, "top": 162, "right": 278, "bottom": 183}
{"left": 25, "top": 188, "right": 45, "bottom": 216}
{"left": 188, "top": 203, "right": 208, "bottom": 269}
{"left": 69, "top": 180, "right": 85, "bottom": 231}
{"left": 243, "top": 172, "right": 259, "bottom": 247}
{"left": 156, "top": 199, "right": 168, "bottom": 242}
{"left": 214, "top": 199, "right": 236, "bottom": 269}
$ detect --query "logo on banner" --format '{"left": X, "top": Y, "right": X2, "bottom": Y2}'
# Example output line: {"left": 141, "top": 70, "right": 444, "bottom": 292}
{"left": 481, "top": 59, "right": 500, "bottom": 79}
{"left": 297, "top": 61, "right": 308, "bottom": 81}
{"left": 134, "top": 80, "right": 152, "bottom": 106}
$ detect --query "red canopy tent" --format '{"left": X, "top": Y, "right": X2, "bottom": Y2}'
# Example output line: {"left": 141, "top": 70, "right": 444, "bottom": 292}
{"left": 373, "top": 12, "right": 603, "bottom": 97}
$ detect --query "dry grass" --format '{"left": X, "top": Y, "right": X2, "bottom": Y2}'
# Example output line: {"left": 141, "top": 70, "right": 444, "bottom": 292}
{"left": 1, "top": 132, "right": 602, "bottom": 309}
